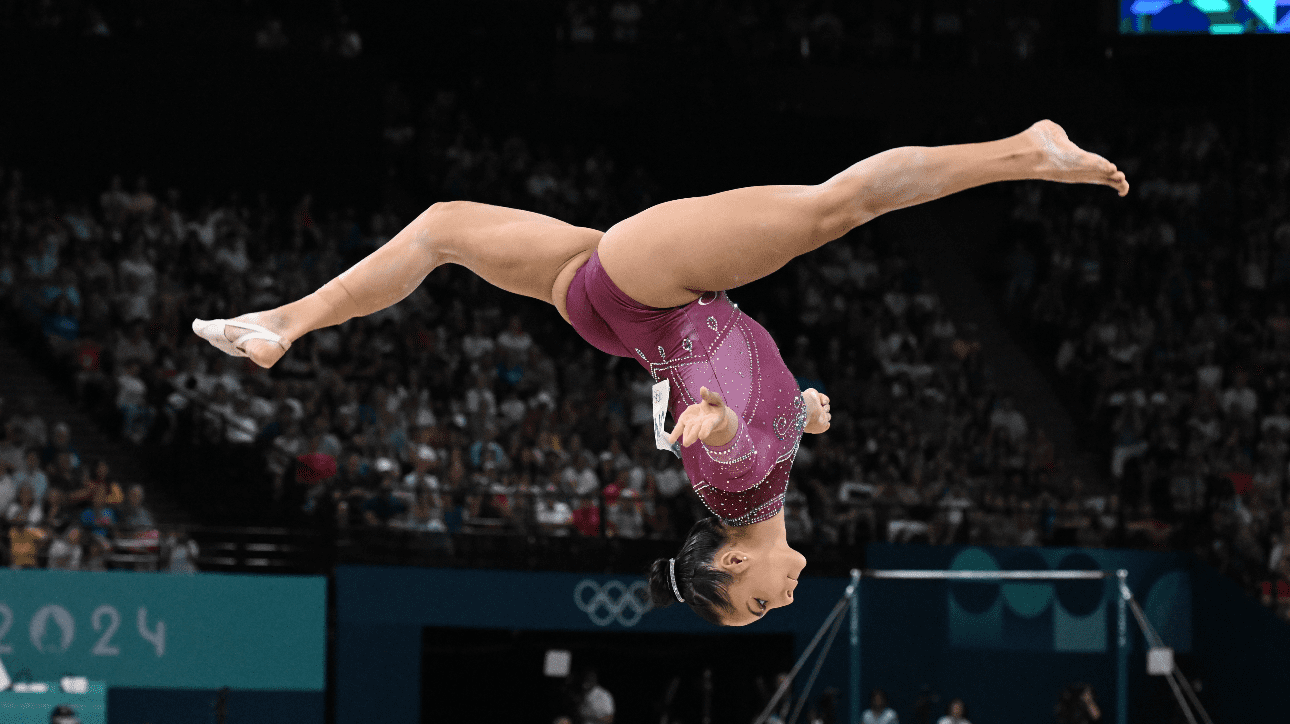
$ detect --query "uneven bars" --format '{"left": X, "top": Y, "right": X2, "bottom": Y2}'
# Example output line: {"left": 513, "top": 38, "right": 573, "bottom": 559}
{"left": 861, "top": 569, "right": 1108, "bottom": 580}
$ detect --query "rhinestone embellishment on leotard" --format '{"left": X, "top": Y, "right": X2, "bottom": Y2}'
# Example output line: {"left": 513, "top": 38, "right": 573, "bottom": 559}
{"left": 682, "top": 337, "right": 692, "bottom": 354}
{"left": 772, "top": 395, "right": 809, "bottom": 441}
{"left": 658, "top": 345, "right": 667, "bottom": 359}
{"left": 706, "top": 316, "right": 718, "bottom": 331}
{"left": 635, "top": 348, "right": 649, "bottom": 363}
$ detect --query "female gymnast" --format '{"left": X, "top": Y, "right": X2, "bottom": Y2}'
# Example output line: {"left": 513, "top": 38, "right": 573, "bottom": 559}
{"left": 193, "top": 120, "right": 1129, "bottom": 626}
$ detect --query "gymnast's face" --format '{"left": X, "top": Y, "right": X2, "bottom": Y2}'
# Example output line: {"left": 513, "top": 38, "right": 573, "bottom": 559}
{"left": 714, "top": 533, "right": 807, "bottom": 627}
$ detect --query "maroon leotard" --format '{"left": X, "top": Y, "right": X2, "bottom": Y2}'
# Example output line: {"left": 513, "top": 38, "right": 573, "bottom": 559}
{"left": 565, "top": 250, "right": 806, "bottom": 525}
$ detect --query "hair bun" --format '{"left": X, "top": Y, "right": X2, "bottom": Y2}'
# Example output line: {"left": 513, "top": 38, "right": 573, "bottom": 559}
{"left": 646, "top": 557, "right": 679, "bottom": 609}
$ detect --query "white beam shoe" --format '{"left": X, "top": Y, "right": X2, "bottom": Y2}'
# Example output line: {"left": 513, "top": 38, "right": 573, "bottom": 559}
{"left": 191, "top": 318, "right": 291, "bottom": 360}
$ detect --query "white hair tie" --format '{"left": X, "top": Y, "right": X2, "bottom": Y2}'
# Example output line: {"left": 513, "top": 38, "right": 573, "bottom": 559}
{"left": 667, "top": 558, "right": 684, "bottom": 603}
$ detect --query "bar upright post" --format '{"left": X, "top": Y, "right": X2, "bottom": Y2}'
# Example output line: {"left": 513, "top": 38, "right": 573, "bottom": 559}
{"left": 848, "top": 568, "right": 861, "bottom": 724}
{"left": 1116, "top": 569, "right": 1129, "bottom": 724}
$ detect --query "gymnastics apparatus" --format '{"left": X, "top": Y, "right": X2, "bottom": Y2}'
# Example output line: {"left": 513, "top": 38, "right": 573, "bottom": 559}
{"left": 193, "top": 120, "right": 1130, "bottom": 627}
{"left": 752, "top": 569, "right": 1212, "bottom": 724}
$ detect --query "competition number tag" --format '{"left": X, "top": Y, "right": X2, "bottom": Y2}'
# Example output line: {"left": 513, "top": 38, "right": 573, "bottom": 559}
{"left": 652, "top": 379, "right": 682, "bottom": 458}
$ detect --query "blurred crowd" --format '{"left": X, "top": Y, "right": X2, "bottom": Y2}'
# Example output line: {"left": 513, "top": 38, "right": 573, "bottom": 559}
{"left": 995, "top": 115, "right": 1290, "bottom": 618}
{"left": 0, "top": 397, "right": 195, "bottom": 571}
{"left": 0, "top": 0, "right": 1056, "bottom": 70}
{"left": 557, "top": 0, "right": 1053, "bottom": 67}
{"left": 0, "top": 0, "right": 362, "bottom": 60}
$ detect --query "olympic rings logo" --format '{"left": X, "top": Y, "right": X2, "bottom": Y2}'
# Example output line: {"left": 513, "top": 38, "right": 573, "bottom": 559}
{"left": 574, "top": 579, "right": 652, "bottom": 627}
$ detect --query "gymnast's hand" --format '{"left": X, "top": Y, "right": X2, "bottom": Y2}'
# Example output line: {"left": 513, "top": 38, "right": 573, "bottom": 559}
{"left": 802, "top": 388, "right": 831, "bottom": 434}
{"left": 667, "top": 386, "right": 740, "bottom": 448}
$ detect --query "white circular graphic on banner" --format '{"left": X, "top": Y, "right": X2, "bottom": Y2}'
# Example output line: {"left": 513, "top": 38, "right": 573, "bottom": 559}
{"left": 574, "top": 579, "right": 651, "bottom": 627}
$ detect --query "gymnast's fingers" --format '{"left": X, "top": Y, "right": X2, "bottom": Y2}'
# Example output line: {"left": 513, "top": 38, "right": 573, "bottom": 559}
{"left": 699, "top": 415, "right": 716, "bottom": 441}
{"left": 683, "top": 419, "right": 700, "bottom": 447}
{"left": 699, "top": 386, "right": 725, "bottom": 409}
{"left": 666, "top": 418, "right": 685, "bottom": 445}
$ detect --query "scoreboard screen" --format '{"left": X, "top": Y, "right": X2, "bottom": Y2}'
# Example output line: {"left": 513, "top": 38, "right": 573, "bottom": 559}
{"left": 1120, "top": 0, "right": 1290, "bottom": 33}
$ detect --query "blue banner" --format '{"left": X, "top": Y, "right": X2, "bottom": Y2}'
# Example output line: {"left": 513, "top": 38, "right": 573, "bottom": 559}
{"left": 0, "top": 570, "right": 326, "bottom": 691}
{"left": 336, "top": 564, "right": 844, "bottom": 633}
{"left": 866, "top": 545, "right": 1192, "bottom": 654}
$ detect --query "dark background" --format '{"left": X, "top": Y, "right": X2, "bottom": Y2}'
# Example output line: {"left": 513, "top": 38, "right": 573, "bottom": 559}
{"left": 421, "top": 626, "right": 794, "bottom": 724}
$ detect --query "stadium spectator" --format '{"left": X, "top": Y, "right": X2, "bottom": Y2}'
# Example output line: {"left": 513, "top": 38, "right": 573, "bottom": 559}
{"left": 571, "top": 494, "right": 601, "bottom": 537}
{"left": 163, "top": 527, "right": 200, "bottom": 573}
{"left": 577, "top": 669, "right": 615, "bottom": 724}
{"left": 68, "top": 459, "right": 123, "bottom": 507}
{"left": 606, "top": 487, "right": 644, "bottom": 539}
{"left": 0, "top": 421, "right": 27, "bottom": 471}
{"left": 363, "top": 478, "right": 409, "bottom": 527}
{"left": 5, "top": 484, "right": 42, "bottom": 528}
{"left": 863, "top": 689, "right": 899, "bottom": 724}
{"left": 0, "top": 462, "right": 14, "bottom": 512}
{"left": 47, "top": 526, "right": 84, "bottom": 570}
{"left": 118, "top": 484, "right": 154, "bottom": 529}
{"left": 12, "top": 449, "right": 48, "bottom": 501}
{"left": 80, "top": 487, "right": 118, "bottom": 540}
{"left": 938, "top": 699, "right": 971, "bottom": 724}
{"left": 40, "top": 422, "right": 79, "bottom": 469}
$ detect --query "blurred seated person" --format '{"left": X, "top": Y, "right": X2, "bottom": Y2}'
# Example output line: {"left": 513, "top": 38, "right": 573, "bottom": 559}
{"left": 84, "top": 534, "right": 111, "bottom": 571}
{"left": 43, "top": 488, "right": 73, "bottom": 532}
{"left": 535, "top": 490, "right": 574, "bottom": 536}
{"left": 571, "top": 494, "right": 601, "bottom": 537}
{"left": 938, "top": 698, "right": 971, "bottom": 724}
{"left": 117, "top": 483, "right": 154, "bottom": 529}
{"left": 7, "top": 522, "right": 46, "bottom": 569}
{"left": 162, "top": 527, "right": 200, "bottom": 573}
{"left": 47, "top": 526, "right": 84, "bottom": 570}
{"left": 337, "top": 450, "right": 376, "bottom": 492}
{"left": 400, "top": 494, "right": 449, "bottom": 533}
{"left": 7, "top": 488, "right": 48, "bottom": 570}
{"left": 43, "top": 296, "right": 80, "bottom": 358}
{"left": 403, "top": 446, "right": 440, "bottom": 491}
{"left": 0, "top": 461, "right": 13, "bottom": 512}
{"left": 863, "top": 689, "right": 898, "bottom": 724}
{"left": 12, "top": 449, "right": 49, "bottom": 501}
{"left": 606, "top": 487, "right": 645, "bottom": 539}
{"left": 68, "top": 459, "right": 124, "bottom": 507}
{"left": 40, "top": 422, "right": 80, "bottom": 470}
{"left": 0, "top": 421, "right": 27, "bottom": 472}
{"left": 5, "top": 483, "right": 42, "bottom": 527}
{"left": 460, "top": 488, "right": 507, "bottom": 531}
{"left": 80, "top": 488, "right": 118, "bottom": 541}
{"left": 363, "top": 478, "right": 409, "bottom": 527}
{"left": 46, "top": 451, "right": 79, "bottom": 496}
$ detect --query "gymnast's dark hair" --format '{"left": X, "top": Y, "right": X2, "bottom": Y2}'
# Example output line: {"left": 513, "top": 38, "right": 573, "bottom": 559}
{"left": 647, "top": 516, "right": 735, "bottom": 626}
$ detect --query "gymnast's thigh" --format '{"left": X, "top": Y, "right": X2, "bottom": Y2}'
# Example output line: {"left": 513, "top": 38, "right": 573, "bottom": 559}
{"left": 434, "top": 200, "right": 603, "bottom": 312}
{"left": 595, "top": 184, "right": 850, "bottom": 309}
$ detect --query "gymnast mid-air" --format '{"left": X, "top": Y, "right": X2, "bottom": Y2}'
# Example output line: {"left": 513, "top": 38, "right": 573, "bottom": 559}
{"left": 193, "top": 120, "right": 1129, "bottom": 626}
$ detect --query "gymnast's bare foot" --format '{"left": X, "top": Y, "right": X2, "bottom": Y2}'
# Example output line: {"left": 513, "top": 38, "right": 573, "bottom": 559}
{"left": 1025, "top": 119, "right": 1130, "bottom": 197}
{"left": 191, "top": 312, "right": 292, "bottom": 369}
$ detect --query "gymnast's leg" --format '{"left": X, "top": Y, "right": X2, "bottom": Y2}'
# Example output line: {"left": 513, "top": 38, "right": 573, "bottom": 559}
{"left": 596, "top": 119, "right": 1129, "bottom": 308}
{"left": 194, "top": 201, "right": 601, "bottom": 367}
